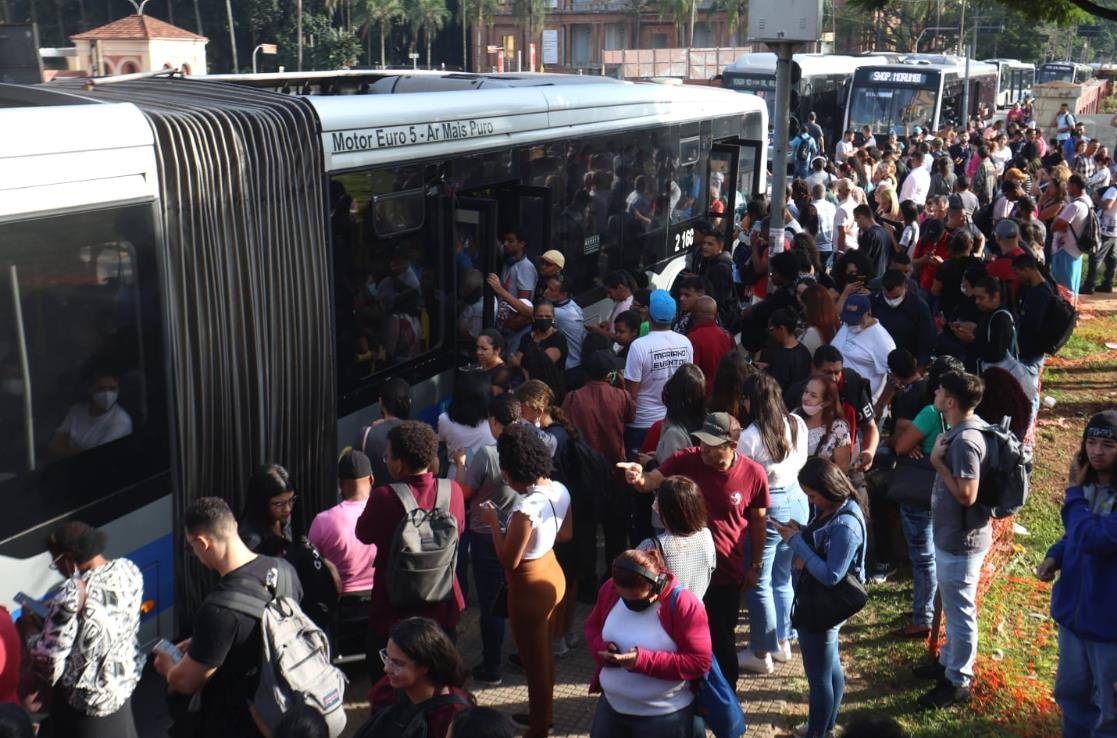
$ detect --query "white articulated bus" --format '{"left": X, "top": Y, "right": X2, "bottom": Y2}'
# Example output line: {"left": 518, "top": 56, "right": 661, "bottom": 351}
{"left": 986, "top": 58, "right": 1035, "bottom": 108}
{"left": 0, "top": 71, "right": 767, "bottom": 634}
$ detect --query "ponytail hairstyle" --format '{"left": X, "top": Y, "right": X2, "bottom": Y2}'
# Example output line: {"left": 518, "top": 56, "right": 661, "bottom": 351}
{"left": 740, "top": 373, "right": 797, "bottom": 462}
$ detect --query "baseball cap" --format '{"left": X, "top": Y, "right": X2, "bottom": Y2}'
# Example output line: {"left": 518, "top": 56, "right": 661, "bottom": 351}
{"left": 841, "top": 293, "right": 871, "bottom": 325}
{"left": 339, "top": 449, "right": 373, "bottom": 480}
{"left": 649, "top": 289, "right": 676, "bottom": 323}
{"left": 540, "top": 250, "right": 566, "bottom": 269}
{"left": 947, "top": 194, "right": 965, "bottom": 211}
{"left": 691, "top": 412, "right": 736, "bottom": 446}
{"left": 994, "top": 219, "right": 1020, "bottom": 240}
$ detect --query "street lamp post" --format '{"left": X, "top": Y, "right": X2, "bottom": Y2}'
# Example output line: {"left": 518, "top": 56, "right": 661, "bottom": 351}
{"left": 253, "top": 43, "right": 278, "bottom": 74}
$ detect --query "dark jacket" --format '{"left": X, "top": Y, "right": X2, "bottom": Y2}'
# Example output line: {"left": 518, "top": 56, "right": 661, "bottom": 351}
{"left": 697, "top": 251, "right": 738, "bottom": 331}
{"left": 871, "top": 290, "right": 937, "bottom": 366}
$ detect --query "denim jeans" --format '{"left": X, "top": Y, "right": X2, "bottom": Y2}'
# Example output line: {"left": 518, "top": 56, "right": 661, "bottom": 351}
{"left": 470, "top": 530, "right": 507, "bottom": 674}
{"left": 745, "top": 483, "right": 810, "bottom": 653}
{"left": 1054, "top": 626, "right": 1117, "bottom": 738}
{"left": 799, "top": 625, "right": 843, "bottom": 738}
{"left": 898, "top": 504, "right": 936, "bottom": 628}
{"left": 1020, "top": 356, "right": 1045, "bottom": 428}
{"left": 590, "top": 695, "right": 696, "bottom": 738}
{"left": 935, "top": 545, "right": 988, "bottom": 687}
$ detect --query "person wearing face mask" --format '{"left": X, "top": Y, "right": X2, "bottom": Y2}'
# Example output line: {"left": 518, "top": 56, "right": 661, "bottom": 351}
{"left": 794, "top": 374, "right": 852, "bottom": 469}
{"left": 510, "top": 300, "right": 569, "bottom": 402}
{"left": 870, "top": 270, "right": 936, "bottom": 369}
{"left": 829, "top": 295, "right": 896, "bottom": 403}
{"left": 49, "top": 372, "right": 133, "bottom": 458}
{"left": 583, "top": 549, "right": 712, "bottom": 738}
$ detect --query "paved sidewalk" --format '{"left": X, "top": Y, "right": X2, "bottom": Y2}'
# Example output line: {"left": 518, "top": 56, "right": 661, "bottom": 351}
{"left": 340, "top": 596, "right": 810, "bottom": 737}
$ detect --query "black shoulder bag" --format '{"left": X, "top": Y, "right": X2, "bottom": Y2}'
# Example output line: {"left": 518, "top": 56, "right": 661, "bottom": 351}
{"left": 790, "top": 509, "right": 868, "bottom": 633}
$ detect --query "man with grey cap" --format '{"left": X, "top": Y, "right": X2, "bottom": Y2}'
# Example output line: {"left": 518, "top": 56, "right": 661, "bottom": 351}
{"left": 987, "top": 218, "right": 1028, "bottom": 301}
{"left": 617, "top": 411, "right": 770, "bottom": 685}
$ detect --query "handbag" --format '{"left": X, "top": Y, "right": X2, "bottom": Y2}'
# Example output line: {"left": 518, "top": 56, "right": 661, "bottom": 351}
{"left": 19, "top": 578, "right": 87, "bottom": 714}
{"left": 790, "top": 510, "right": 868, "bottom": 633}
{"left": 885, "top": 456, "right": 937, "bottom": 510}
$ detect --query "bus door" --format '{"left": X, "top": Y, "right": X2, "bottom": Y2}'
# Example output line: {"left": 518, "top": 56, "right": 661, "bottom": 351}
{"left": 708, "top": 140, "right": 764, "bottom": 252}
{"left": 453, "top": 196, "right": 498, "bottom": 344}
{"left": 495, "top": 185, "right": 552, "bottom": 268}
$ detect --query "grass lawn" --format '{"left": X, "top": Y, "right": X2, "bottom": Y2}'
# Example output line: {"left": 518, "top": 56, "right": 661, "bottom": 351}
{"left": 829, "top": 305, "right": 1117, "bottom": 738}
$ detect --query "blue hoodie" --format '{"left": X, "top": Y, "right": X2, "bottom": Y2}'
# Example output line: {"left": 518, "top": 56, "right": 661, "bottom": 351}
{"left": 1047, "top": 484, "right": 1117, "bottom": 642}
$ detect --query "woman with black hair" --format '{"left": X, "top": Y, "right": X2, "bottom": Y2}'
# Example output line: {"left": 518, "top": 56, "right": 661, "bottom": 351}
{"left": 475, "top": 329, "right": 522, "bottom": 396}
{"left": 738, "top": 372, "right": 809, "bottom": 675}
{"left": 358, "top": 617, "right": 473, "bottom": 738}
{"left": 239, "top": 463, "right": 297, "bottom": 556}
{"left": 511, "top": 300, "right": 569, "bottom": 401}
{"left": 707, "top": 349, "right": 756, "bottom": 424}
{"left": 773, "top": 458, "right": 866, "bottom": 738}
{"left": 478, "top": 424, "right": 571, "bottom": 738}
{"left": 1037, "top": 410, "right": 1117, "bottom": 738}
{"left": 439, "top": 371, "right": 496, "bottom": 480}
{"left": 584, "top": 549, "right": 711, "bottom": 738}
{"left": 21, "top": 521, "right": 143, "bottom": 738}
{"left": 655, "top": 364, "right": 707, "bottom": 462}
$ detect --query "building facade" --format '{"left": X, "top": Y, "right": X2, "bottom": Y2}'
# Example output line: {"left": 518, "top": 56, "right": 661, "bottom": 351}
{"left": 71, "top": 14, "right": 208, "bottom": 77}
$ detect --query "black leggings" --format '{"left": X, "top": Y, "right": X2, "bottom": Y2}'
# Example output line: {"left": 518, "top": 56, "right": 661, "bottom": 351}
{"left": 47, "top": 693, "right": 138, "bottom": 738}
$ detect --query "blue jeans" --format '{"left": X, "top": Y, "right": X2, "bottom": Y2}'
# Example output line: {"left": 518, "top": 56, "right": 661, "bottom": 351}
{"left": 1054, "top": 626, "right": 1117, "bottom": 737}
{"left": 935, "top": 545, "right": 988, "bottom": 687}
{"left": 470, "top": 530, "right": 507, "bottom": 674}
{"left": 745, "top": 483, "right": 810, "bottom": 653}
{"left": 590, "top": 695, "right": 696, "bottom": 738}
{"left": 898, "top": 504, "right": 936, "bottom": 628}
{"left": 800, "top": 625, "right": 843, "bottom": 738}
{"left": 1020, "top": 356, "right": 1045, "bottom": 427}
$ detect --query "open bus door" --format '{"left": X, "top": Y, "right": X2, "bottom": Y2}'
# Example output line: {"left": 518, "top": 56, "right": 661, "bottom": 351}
{"left": 708, "top": 139, "right": 764, "bottom": 252}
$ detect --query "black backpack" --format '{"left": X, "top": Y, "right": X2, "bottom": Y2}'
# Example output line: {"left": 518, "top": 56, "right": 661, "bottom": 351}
{"left": 1037, "top": 279, "right": 1078, "bottom": 355}
{"left": 1071, "top": 197, "right": 1101, "bottom": 255}
{"left": 553, "top": 435, "right": 611, "bottom": 506}
{"left": 354, "top": 693, "right": 471, "bottom": 738}
{"left": 795, "top": 135, "right": 812, "bottom": 162}
{"left": 284, "top": 537, "right": 339, "bottom": 633}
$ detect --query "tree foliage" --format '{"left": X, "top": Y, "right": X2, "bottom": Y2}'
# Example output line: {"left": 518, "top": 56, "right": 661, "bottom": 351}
{"left": 846, "top": 0, "right": 1092, "bottom": 26}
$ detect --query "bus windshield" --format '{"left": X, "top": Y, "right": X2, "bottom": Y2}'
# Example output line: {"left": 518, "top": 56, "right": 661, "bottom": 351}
{"left": 847, "top": 84, "right": 937, "bottom": 135}
{"left": 722, "top": 74, "right": 777, "bottom": 120}
{"left": 1038, "top": 66, "right": 1073, "bottom": 83}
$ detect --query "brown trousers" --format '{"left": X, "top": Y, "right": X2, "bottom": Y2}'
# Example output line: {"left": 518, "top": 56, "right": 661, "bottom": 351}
{"left": 507, "top": 550, "right": 566, "bottom": 738}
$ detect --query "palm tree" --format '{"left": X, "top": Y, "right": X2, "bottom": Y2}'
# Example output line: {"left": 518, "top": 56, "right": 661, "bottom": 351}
{"left": 656, "top": 0, "right": 694, "bottom": 46}
{"left": 716, "top": 0, "right": 747, "bottom": 45}
{"left": 510, "top": 0, "right": 544, "bottom": 70}
{"left": 414, "top": 0, "right": 449, "bottom": 68}
{"left": 361, "top": 0, "right": 403, "bottom": 68}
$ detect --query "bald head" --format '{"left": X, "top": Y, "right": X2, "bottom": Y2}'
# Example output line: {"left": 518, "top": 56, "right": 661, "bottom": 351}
{"left": 693, "top": 295, "right": 718, "bottom": 322}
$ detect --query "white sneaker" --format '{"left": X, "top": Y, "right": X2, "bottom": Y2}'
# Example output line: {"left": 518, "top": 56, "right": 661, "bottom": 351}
{"left": 771, "top": 640, "right": 793, "bottom": 663}
{"left": 736, "top": 649, "right": 773, "bottom": 674}
{"left": 793, "top": 723, "right": 839, "bottom": 738}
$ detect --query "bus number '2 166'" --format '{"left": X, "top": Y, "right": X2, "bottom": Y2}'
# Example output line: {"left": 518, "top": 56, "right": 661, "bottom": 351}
{"left": 674, "top": 227, "right": 695, "bottom": 253}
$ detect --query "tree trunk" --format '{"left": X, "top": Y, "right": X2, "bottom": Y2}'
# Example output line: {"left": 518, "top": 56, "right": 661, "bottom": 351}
{"left": 296, "top": 0, "right": 303, "bottom": 70}
{"left": 380, "top": 19, "right": 387, "bottom": 67}
{"left": 193, "top": 0, "right": 204, "bottom": 35}
{"left": 76, "top": 0, "right": 86, "bottom": 30}
{"left": 461, "top": 1, "right": 467, "bottom": 70}
{"left": 165, "top": 0, "right": 173, "bottom": 26}
{"left": 53, "top": 0, "right": 64, "bottom": 47}
{"left": 687, "top": 0, "right": 695, "bottom": 48}
{"left": 476, "top": 3, "right": 483, "bottom": 72}
{"left": 225, "top": 0, "right": 238, "bottom": 72}
{"left": 427, "top": 28, "right": 432, "bottom": 68}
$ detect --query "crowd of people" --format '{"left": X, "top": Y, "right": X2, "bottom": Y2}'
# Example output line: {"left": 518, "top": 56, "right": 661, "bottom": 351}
{"left": 1, "top": 106, "right": 1116, "bottom": 738}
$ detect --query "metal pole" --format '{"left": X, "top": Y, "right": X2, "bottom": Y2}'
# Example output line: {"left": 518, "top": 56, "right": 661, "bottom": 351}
{"left": 961, "top": 44, "right": 971, "bottom": 126}
{"left": 9, "top": 265, "right": 35, "bottom": 472}
{"left": 768, "top": 42, "right": 797, "bottom": 256}
{"left": 957, "top": 0, "right": 966, "bottom": 56}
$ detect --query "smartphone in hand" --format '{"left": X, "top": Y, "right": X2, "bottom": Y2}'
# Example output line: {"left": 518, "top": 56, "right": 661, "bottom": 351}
{"left": 153, "top": 638, "right": 184, "bottom": 665}
{"left": 14, "top": 592, "right": 49, "bottom": 619}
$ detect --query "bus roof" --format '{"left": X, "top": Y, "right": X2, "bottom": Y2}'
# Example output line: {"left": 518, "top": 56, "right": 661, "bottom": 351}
{"left": 857, "top": 57, "right": 999, "bottom": 79}
{"left": 203, "top": 69, "right": 630, "bottom": 95}
{"left": 724, "top": 52, "right": 897, "bottom": 77}
{"left": 308, "top": 77, "right": 768, "bottom": 171}
{"left": 984, "top": 58, "right": 1035, "bottom": 71}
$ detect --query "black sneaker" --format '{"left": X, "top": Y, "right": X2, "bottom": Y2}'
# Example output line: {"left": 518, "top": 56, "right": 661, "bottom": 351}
{"left": 868, "top": 562, "right": 898, "bottom": 584}
{"left": 918, "top": 681, "right": 972, "bottom": 709}
{"left": 471, "top": 666, "right": 503, "bottom": 686}
{"left": 912, "top": 660, "right": 947, "bottom": 680}
{"left": 1097, "top": 284, "right": 1114, "bottom": 293}
{"left": 508, "top": 653, "right": 524, "bottom": 671}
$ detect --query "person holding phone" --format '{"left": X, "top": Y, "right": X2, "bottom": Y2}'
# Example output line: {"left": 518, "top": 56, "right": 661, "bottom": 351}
{"left": 583, "top": 549, "right": 711, "bottom": 738}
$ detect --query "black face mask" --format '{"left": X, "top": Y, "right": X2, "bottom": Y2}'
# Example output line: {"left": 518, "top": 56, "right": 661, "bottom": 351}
{"left": 534, "top": 318, "right": 554, "bottom": 332}
{"left": 622, "top": 596, "right": 656, "bottom": 612}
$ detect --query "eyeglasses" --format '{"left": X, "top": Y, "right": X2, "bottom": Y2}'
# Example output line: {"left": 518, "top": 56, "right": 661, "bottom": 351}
{"left": 48, "top": 553, "right": 65, "bottom": 571}
{"left": 378, "top": 648, "right": 407, "bottom": 671}
{"left": 270, "top": 496, "right": 298, "bottom": 510}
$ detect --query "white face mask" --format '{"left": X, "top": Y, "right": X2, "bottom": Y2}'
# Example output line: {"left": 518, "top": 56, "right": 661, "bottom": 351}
{"left": 847, "top": 324, "right": 865, "bottom": 335}
{"left": 92, "top": 390, "right": 118, "bottom": 411}
{"left": 800, "top": 402, "right": 824, "bottom": 417}
{"left": 884, "top": 294, "right": 905, "bottom": 308}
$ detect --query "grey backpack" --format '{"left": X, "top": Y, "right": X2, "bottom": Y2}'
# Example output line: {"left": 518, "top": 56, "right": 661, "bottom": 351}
{"left": 208, "top": 564, "right": 348, "bottom": 737}
{"left": 387, "top": 480, "right": 458, "bottom": 607}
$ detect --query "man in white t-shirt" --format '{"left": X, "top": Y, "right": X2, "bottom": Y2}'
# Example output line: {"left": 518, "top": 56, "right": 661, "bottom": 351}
{"left": 1051, "top": 174, "right": 1091, "bottom": 299}
{"left": 834, "top": 129, "right": 855, "bottom": 164}
{"left": 899, "top": 151, "right": 930, "bottom": 207}
{"left": 1088, "top": 185, "right": 1117, "bottom": 293}
{"left": 623, "top": 289, "right": 693, "bottom": 457}
{"left": 50, "top": 373, "right": 133, "bottom": 456}
{"left": 834, "top": 179, "right": 860, "bottom": 252}
{"left": 829, "top": 294, "right": 896, "bottom": 403}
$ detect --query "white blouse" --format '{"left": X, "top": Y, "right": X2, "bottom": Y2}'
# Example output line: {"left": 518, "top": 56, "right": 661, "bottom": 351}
{"left": 511, "top": 480, "right": 571, "bottom": 561}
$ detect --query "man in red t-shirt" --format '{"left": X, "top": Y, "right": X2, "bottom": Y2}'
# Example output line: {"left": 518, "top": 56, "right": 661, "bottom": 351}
{"left": 0, "top": 606, "right": 19, "bottom": 705}
{"left": 986, "top": 219, "right": 1027, "bottom": 303}
{"left": 355, "top": 421, "right": 466, "bottom": 682}
{"left": 687, "top": 296, "right": 735, "bottom": 399}
{"left": 618, "top": 412, "right": 770, "bottom": 685}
